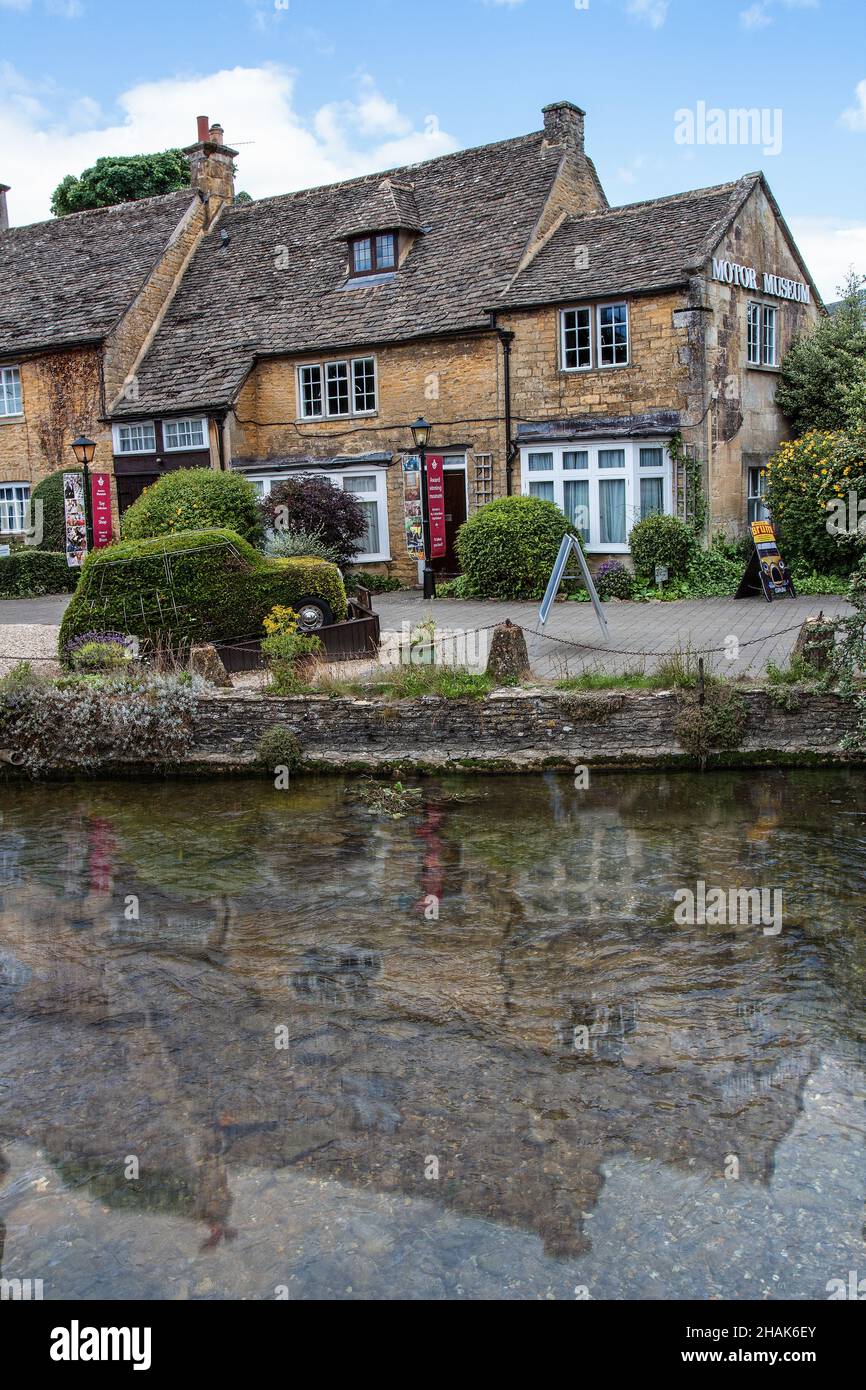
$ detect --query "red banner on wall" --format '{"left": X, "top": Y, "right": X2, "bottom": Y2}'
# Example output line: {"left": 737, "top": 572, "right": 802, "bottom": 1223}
{"left": 90, "top": 472, "right": 114, "bottom": 549}
{"left": 425, "top": 455, "right": 447, "bottom": 560}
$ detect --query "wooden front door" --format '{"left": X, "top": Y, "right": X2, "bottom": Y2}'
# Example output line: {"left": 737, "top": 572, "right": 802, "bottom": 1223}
{"left": 433, "top": 469, "right": 467, "bottom": 575}
{"left": 115, "top": 473, "right": 158, "bottom": 515}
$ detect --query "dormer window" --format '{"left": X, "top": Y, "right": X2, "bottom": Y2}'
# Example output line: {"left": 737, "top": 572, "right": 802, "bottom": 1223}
{"left": 351, "top": 232, "right": 397, "bottom": 277}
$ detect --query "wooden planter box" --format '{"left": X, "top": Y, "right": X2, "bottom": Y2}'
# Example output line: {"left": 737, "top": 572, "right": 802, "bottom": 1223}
{"left": 216, "top": 590, "right": 381, "bottom": 672}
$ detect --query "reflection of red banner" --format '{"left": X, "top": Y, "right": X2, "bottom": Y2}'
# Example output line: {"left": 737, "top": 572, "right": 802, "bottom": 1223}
{"left": 426, "top": 455, "right": 447, "bottom": 560}
{"left": 89, "top": 817, "right": 115, "bottom": 894}
{"left": 90, "top": 472, "right": 114, "bottom": 549}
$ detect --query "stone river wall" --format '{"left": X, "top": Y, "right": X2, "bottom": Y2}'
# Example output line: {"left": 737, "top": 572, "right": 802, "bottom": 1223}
{"left": 185, "top": 688, "right": 860, "bottom": 773}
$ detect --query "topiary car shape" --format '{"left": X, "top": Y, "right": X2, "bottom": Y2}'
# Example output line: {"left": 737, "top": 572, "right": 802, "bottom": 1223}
{"left": 59, "top": 528, "right": 347, "bottom": 658}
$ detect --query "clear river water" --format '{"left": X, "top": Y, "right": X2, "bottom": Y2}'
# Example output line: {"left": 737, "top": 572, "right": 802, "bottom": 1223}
{"left": 0, "top": 770, "right": 864, "bottom": 1300}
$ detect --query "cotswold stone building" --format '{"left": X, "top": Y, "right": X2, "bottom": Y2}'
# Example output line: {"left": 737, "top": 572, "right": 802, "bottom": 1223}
{"left": 0, "top": 104, "right": 821, "bottom": 574}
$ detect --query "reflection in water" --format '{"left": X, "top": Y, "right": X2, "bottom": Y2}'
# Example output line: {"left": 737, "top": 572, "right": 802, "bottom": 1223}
{"left": 0, "top": 770, "right": 864, "bottom": 1299}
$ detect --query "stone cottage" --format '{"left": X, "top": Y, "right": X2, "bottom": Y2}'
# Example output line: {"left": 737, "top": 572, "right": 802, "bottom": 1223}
{"left": 1, "top": 104, "right": 822, "bottom": 577}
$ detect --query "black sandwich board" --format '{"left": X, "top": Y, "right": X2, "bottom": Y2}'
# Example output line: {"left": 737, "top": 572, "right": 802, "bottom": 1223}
{"left": 734, "top": 520, "right": 796, "bottom": 603}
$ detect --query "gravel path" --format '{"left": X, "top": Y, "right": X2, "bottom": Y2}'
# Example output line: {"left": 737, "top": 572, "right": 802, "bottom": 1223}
{"left": 0, "top": 624, "right": 63, "bottom": 678}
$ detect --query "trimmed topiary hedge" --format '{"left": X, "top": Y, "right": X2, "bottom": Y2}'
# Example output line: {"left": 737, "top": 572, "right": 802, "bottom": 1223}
{"left": 122, "top": 468, "right": 263, "bottom": 544}
{"left": 628, "top": 514, "right": 697, "bottom": 581}
{"left": 58, "top": 528, "right": 347, "bottom": 655}
{"left": 0, "top": 550, "right": 78, "bottom": 598}
{"left": 456, "top": 495, "right": 575, "bottom": 600}
{"left": 30, "top": 469, "right": 83, "bottom": 554}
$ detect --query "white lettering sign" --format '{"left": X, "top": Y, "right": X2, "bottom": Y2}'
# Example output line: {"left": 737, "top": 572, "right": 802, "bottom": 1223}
{"left": 711, "top": 259, "right": 810, "bottom": 304}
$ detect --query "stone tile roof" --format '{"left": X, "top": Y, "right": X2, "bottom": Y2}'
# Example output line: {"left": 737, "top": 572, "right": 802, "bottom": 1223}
{"left": 494, "top": 175, "right": 760, "bottom": 310}
{"left": 0, "top": 190, "right": 195, "bottom": 357}
{"left": 112, "top": 132, "right": 569, "bottom": 416}
{"left": 335, "top": 178, "right": 423, "bottom": 238}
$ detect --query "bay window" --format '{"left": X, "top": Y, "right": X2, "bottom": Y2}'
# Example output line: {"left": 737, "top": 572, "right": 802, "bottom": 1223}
{"left": 0, "top": 366, "right": 22, "bottom": 417}
{"left": 521, "top": 440, "right": 672, "bottom": 553}
{"left": 251, "top": 468, "right": 390, "bottom": 562}
{"left": 298, "top": 357, "right": 378, "bottom": 420}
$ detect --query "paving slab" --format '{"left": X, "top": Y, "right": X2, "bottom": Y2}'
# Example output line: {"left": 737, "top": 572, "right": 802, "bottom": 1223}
{"left": 373, "top": 592, "right": 851, "bottom": 679}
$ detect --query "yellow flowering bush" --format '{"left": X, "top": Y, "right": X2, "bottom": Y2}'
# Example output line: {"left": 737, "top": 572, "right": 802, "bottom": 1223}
{"left": 262, "top": 605, "right": 299, "bottom": 637}
{"left": 764, "top": 429, "right": 865, "bottom": 574}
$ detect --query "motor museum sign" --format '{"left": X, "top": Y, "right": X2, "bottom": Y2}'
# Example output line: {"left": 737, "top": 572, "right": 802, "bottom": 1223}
{"left": 711, "top": 258, "right": 811, "bottom": 304}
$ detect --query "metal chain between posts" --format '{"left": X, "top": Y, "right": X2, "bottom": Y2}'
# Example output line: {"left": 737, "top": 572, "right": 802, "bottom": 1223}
{"left": 0, "top": 617, "right": 815, "bottom": 665}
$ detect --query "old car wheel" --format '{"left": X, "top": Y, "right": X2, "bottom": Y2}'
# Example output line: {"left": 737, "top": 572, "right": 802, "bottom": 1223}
{"left": 295, "top": 597, "right": 333, "bottom": 631}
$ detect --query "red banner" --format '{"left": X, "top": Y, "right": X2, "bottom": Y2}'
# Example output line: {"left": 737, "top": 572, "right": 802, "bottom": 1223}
{"left": 425, "top": 455, "right": 447, "bottom": 560}
{"left": 90, "top": 472, "right": 114, "bottom": 549}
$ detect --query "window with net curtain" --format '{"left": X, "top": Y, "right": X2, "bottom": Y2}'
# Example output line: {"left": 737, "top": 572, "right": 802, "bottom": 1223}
{"left": 343, "top": 475, "right": 380, "bottom": 554}
{"left": 639, "top": 447, "right": 665, "bottom": 520}
{"left": 598, "top": 449, "right": 626, "bottom": 545}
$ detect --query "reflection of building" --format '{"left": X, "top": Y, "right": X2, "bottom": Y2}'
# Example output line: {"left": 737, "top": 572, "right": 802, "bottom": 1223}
{"left": 1, "top": 776, "right": 852, "bottom": 1265}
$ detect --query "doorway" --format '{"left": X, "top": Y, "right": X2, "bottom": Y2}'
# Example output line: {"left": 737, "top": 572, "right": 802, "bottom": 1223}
{"left": 433, "top": 459, "right": 468, "bottom": 576}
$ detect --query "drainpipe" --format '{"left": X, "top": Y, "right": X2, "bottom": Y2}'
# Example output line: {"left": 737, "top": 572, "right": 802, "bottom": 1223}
{"left": 214, "top": 412, "right": 227, "bottom": 471}
{"left": 497, "top": 328, "right": 516, "bottom": 496}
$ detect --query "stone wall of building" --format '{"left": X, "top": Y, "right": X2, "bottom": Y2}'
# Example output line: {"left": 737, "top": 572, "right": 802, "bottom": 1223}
{"left": 700, "top": 182, "right": 821, "bottom": 536}
{"left": 502, "top": 291, "right": 692, "bottom": 442}
{"left": 228, "top": 331, "right": 506, "bottom": 584}
{"left": 0, "top": 346, "right": 103, "bottom": 536}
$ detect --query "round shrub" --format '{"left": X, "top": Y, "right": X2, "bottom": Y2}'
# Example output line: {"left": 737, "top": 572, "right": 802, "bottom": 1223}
{"left": 763, "top": 428, "right": 865, "bottom": 576}
{"left": 257, "top": 726, "right": 303, "bottom": 773}
{"left": 455, "top": 495, "right": 575, "bottom": 600}
{"left": 628, "top": 514, "right": 697, "bottom": 581}
{"left": 122, "top": 469, "right": 262, "bottom": 544}
{"left": 261, "top": 476, "right": 368, "bottom": 566}
{"left": 593, "top": 559, "right": 634, "bottom": 600}
{"left": 30, "top": 470, "right": 83, "bottom": 554}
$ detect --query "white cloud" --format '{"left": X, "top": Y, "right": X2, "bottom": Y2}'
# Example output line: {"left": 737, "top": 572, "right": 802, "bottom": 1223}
{"left": 740, "top": 0, "right": 818, "bottom": 28}
{"left": 0, "top": 64, "right": 459, "bottom": 226}
{"left": 626, "top": 0, "right": 669, "bottom": 27}
{"left": 0, "top": 0, "right": 83, "bottom": 12}
{"left": 840, "top": 79, "right": 866, "bottom": 132}
{"left": 789, "top": 217, "right": 866, "bottom": 302}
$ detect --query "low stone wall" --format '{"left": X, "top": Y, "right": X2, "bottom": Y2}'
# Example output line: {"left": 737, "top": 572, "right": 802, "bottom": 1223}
{"left": 188, "top": 688, "right": 860, "bottom": 772}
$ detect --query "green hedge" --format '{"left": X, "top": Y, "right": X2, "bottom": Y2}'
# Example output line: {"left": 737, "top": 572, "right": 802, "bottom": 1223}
{"left": 0, "top": 550, "right": 78, "bottom": 598}
{"left": 30, "top": 470, "right": 83, "bottom": 554}
{"left": 628, "top": 514, "right": 697, "bottom": 580}
{"left": 58, "top": 528, "right": 347, "bottom": 655}
{"left": 456, "top": 495, "right": 575, "bottom": 600}
{"left": 122, "top": 468, "right": 263, "bottom": 544}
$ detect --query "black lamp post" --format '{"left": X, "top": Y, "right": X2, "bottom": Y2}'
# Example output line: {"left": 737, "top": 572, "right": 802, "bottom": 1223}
{"left": 71, "top": 435, "right": 97, "bottom": 552}
{"left": 411, "top": 416, "right": 436, "bottom": 600}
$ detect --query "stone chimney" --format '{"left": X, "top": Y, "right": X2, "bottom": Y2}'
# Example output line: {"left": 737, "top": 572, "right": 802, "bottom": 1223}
{"left": 542, "top": 101, "right": 586, "bottom": 155}
{"left": 183, "top": 116, "right": 237, "bottom": 207}
{"left": 0, "top": 185, "right": 9, "bottom": 233}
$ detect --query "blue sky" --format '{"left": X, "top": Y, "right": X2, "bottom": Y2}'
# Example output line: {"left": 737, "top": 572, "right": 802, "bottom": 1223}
{"left": 2, "top": 0, "right": 864, "bottom": 296}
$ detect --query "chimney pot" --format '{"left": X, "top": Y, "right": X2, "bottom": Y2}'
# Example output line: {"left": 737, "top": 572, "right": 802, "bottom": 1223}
{"left": 542, "top": 101, "right": 586, "bottom": 154}
{"left": 196, "top": 115, "right": 210, "bottom": 143}
{"left": 0, "top": 184, "right": 9, "bottom": 233}
{"left": 209, "top": 123, "right": 224, "bottom": 146}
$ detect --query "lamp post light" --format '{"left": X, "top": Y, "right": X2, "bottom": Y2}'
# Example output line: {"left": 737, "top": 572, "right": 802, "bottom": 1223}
{"left": 70, "top": 435, "right": 97, "bottom": 553}
{"left": 410, "top": 416, "right": 436, "bottom": 600}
